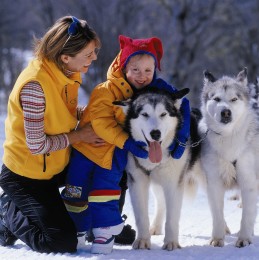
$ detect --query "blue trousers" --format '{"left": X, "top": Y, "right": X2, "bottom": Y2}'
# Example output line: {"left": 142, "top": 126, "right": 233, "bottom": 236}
{"left": 62, "top": 147, "right": 127, "bottom": 232}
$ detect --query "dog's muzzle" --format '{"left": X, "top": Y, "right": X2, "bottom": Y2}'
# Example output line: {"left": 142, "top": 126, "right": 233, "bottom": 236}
{"left": 150, "top": 129, "right": 161, "bottom": 141}
{"left": 220, "top": 108, "right": 232, "bottom": 124}
{"left": 142, "top": 129, "right": 162, "bottom": 163}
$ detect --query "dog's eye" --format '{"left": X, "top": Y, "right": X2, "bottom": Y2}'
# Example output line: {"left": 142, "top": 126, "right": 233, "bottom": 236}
{"left": 214, "top": 97, "right": 221, "bottom": 102}
{"left": 141, "top": 112, "right": 149, "bottom": 118}
{"left": 231, "top": 97, "right": 238, "bottom": 102}
{"left": 160, "top": 112, "right": 167, "bottom": 118}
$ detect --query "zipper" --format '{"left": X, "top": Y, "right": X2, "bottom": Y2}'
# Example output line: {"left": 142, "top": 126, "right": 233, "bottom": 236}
{"left": 65, "top": 81, "right": 81, "bottom": 104}
{"left": 65, "top": 85, "right": 68, "bottom": 103}
{"left": 43, "top": 153, "right": 50, "bottom": 172}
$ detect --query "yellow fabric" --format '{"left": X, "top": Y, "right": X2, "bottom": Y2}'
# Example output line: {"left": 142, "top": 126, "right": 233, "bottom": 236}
{"left": 88, "top": 195, "right": 121, "bottom": 203}
{"left": 73, "top": 53, "right": 134, "bottom": 169}
{"left": 64, "top": 203, "right": 88, "bottom": 213}
{"left": 3, "top": 59, "right": 81, "bottom": 179}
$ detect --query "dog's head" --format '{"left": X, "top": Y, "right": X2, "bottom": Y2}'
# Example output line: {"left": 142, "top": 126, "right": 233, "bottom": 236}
{"left": 201, "top": 68, "right": 250, "bottom": 133}
{"left": 113, "top": 88, "right": 189, "bottom": 163}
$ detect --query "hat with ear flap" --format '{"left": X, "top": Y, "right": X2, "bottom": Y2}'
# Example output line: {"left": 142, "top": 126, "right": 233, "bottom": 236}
{"left": 119, "top": 35, "right": 163, "bottom": 71}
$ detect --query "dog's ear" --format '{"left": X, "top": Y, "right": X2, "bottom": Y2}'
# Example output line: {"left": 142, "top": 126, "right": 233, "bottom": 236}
{"left": 173, "top": 88, "right": 190, "bottom": 100}
{"left": 172, "top": 88, "right": 189, "bottom": 110}
{"left": 113, "top": 100, "right": 130, "bottom": 106}
{"left": 204, "top": 70, "right": 216, "bottom": 83}
{"left": 113, "top": 99, "right": 131, "bottom": 114}
{"left": 236, "top": 67, "right": 248, "bottom": 85}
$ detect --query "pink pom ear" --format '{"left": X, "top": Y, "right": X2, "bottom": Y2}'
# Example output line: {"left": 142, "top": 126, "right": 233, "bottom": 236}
{"left": 119, "top": 35, "right": 131, "bottom": 50}
{"left": 119, "top": 35, "right": 133, "bottom": 68}
{"left": 152, "top": 37, "right": 163, "bottom": 70}
{"left": 119, "top": 35, "right": 126, "bottom": 49}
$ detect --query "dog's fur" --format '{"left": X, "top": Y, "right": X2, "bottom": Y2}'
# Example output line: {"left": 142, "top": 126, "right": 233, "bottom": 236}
{"left": 114, "top": 88, "right": 201, "bottom": 250}
{"left": 199, "top": 68, "right": 259, "bottom": 248}
{"left": 248, "top": 77, "right": 259, "bottom": 117}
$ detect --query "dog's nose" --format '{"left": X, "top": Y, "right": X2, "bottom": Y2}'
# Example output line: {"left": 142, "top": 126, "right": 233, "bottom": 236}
{"left": 220, "top": 109, "right": 232, "bottom": 124}
{"left": 150, "top": 130, "right": 161, "bottom": 141}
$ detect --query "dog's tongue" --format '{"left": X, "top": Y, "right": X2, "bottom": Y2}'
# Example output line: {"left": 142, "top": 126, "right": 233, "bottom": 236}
{"left": 148, "top": 141, "right": 162, "bottom": 163}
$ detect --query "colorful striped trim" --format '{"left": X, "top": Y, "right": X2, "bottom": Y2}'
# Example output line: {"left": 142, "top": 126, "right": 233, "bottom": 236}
{"left": 88, "top": 190, "right": 121, "bottom": 203}
{"left": 64, "top": 202, "right": 88, "bottom": 213}
{"left": 93, "top": 235, "right": 115, "bottom": 244}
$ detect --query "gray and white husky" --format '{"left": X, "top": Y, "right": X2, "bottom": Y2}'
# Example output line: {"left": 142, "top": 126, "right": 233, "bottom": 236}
{"left": 199, "top": 68, "right": 259, "bottom": 248}
{"left": 114, "top": 88, "right": 201, "bottom": 250}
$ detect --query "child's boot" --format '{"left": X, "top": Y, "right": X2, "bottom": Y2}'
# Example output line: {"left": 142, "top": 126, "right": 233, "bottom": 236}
{"left": 91, "top": 222, "right": 124, "bottom": 254}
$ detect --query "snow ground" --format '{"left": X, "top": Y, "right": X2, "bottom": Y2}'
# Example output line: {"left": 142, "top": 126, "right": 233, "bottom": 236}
{"left": 1, "top": 114, "right": 259, "bottom": 259}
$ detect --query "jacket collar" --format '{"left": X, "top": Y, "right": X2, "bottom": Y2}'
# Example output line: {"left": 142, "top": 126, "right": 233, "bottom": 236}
{"left": 42, "top": 59, "right": 82, "bottom": 85}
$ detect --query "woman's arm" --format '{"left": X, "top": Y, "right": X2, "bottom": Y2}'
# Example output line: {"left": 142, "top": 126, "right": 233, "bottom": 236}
{"left": 20, "top": 81, "right": 69, "bottom": 154}
{"left": 20, "top": 81, "right": 104, "bottom": 155}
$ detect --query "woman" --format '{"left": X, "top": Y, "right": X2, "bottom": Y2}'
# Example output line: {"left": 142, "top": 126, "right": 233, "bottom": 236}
{"left": 0, "top": 15, "right": 104, "bottom": 253}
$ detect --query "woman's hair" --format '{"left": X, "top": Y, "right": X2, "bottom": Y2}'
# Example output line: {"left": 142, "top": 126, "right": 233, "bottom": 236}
{"left": 34, "top": 16, "right": 101, "bottom": 71}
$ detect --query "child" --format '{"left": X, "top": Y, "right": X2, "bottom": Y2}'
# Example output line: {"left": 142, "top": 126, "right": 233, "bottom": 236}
{"left": 62, "top": 35, "right": 190, "bottom": 254}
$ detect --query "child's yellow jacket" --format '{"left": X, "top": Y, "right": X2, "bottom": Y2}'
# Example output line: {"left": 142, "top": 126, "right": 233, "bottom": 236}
{"left": 73, "top": 53, "right": 134, "bottom": 170}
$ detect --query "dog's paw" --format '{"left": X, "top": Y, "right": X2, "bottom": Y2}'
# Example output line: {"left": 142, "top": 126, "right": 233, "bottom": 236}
{"left": 149, "top": 225, "right": 162, "bottom": 235}
{"left": 162, "top": 241, "right": 181, "bottom": 251}
{"left": 210, "top": 238, "right": 224, "bottom": 247}
{"left": 132, "top": 238, "right": 151, "bottom": 250}
{"left": 235, "top": 238, "right": 252, "bottom": 248}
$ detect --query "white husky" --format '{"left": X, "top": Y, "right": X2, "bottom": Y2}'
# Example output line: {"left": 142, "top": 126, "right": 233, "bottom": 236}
{"left": 114, "top": 88, "right": 201, "bottom": 250}
{"left": 199, "top": 68, "right": 259, "bottom": 248}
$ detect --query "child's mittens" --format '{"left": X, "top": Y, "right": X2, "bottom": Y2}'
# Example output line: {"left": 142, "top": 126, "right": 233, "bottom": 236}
{"left": 169, "top": 98, "right": 190, "bottom": 159}
{"left": 124, "top": 138, "right": 148, "bottom": 159}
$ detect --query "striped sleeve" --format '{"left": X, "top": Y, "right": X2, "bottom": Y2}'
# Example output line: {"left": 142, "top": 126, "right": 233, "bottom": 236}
{"left": 20, "top": 81, "right": 69, "bottom": 154}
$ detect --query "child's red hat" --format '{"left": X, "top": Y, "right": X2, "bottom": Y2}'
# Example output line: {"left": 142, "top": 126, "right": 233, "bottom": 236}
{"left": 119, "top": 35, "right": 163, "bottom": 71}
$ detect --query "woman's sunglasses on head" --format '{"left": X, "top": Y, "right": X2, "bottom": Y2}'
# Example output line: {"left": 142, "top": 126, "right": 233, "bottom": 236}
{"left": 62, "top": 16, "right": 100, "bottom": 57}
{"left": 62, "top": 16, "right": 80, "bottom": 48}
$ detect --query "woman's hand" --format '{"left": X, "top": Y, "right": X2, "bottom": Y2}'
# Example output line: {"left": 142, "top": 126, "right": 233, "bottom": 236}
{"left": 76, "top": 105, "right": 87, "bottom": 120}
{"left": 67, "top": 123, "right": 105, "bottom": 146}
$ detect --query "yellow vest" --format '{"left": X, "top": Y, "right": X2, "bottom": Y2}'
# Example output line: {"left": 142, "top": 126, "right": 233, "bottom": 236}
{"left": 3, "top": 59, "right": 81, "bottom": 180}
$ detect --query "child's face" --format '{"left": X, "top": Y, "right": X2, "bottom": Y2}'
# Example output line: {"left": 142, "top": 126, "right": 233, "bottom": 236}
{"left": 125, "top": 54, "right": 155, "bottom": 89}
